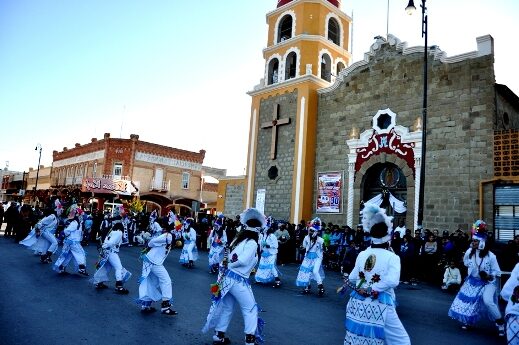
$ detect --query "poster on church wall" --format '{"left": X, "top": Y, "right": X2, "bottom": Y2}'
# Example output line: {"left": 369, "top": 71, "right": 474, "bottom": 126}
{"left": 316, "top": 172, "right": 342, "bottom": 214}
{"left": 255, "top": 188, "right": 266, "bottom": 215}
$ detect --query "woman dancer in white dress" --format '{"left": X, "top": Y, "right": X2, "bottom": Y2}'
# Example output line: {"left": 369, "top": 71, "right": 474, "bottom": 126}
{"left": 448, "top": 220, "right": 504, "bottom": 337}
{"left": 296, "top": 218, "right": 325, "bottom": 296}
{"left": 255, "top": 225, "right": 281, "bottom": 287}
{"left": 501, "top": 262, "right": 519, "bottom": 344}
{"left": 208, "top": 216, "right": 227, "bottom": 274}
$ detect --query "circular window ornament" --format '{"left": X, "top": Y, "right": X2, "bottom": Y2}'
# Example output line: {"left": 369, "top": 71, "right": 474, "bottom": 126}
{"left": 268, "top": 165, "right": 279, "bottom": 180}
{"left": 372, "top": 108, "right": 396, "bottom": 134}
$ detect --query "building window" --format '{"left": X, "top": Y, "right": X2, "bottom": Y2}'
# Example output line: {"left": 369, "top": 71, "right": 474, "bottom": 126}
{"left": 182, "top": 172, "right": 190, "bottom": 189}
{"left": 277, "top": 15, "right": 293, "bottom": 43}
{"left": 268, "top": 58, "right": 280, "bottom": 85}
{"left": 321, "top": 54, "right": 332, "bottom": 82}
{"left": 113, "top": 163, "right": 123, "bottom": 177}
{"left": 328, "top": 18, "right": 340, "bottom": 45}
{"left": 285, "top": 52, "right": 297, "bottom": 80}
{"left": 337, "top": 61, "right": 345, "bottom": 75}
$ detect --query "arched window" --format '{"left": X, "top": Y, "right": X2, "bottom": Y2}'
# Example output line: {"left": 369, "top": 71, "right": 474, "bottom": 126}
{"left": 277, "top": 15, "right": 293, "bottom": 43}
{"left": 285, "top": 52, "right": 297, "bottom": 80}
{"left": 336, "top": 61, "right": 345, "bottom": 75}
{"left": 328, "top": 18, "right": 340, "bottom": 45}
{"left": 321, "top": 54, "right": 332, "bottom": 82}
{"left": 268, "top": 58, "right": 280, "bottom": 85}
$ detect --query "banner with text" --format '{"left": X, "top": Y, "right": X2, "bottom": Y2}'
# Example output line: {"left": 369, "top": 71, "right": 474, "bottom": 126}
{"left": 316, "top": 172, "right": 342, "bottom": 213}
{"left": 81, "top": 177, "right": 139, "bottom": 196}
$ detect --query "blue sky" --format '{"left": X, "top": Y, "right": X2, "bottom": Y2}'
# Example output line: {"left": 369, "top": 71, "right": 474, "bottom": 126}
{"left": 1, "top": 0, "right": 517, "bottom": 176}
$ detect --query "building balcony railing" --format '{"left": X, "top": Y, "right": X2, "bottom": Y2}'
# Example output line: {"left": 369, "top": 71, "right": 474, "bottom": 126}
{"left": 149, "top": 179, "right": 170, "bottom": 192}
{"left": 102, "top": 175, "right": 131, "bottom": 181}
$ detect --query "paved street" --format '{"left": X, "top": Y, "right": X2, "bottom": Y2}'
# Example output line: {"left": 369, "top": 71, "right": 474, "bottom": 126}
{"left": 0, "top": 233, "right": 505, "bottom": 345}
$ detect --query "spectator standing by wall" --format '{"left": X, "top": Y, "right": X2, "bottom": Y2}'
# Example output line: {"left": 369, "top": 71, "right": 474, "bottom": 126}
{"left": 275, "top": 223, "right": 290, "bottom": 266}
{"left": 294, "top": 221, "right": 307, "bottom": 263}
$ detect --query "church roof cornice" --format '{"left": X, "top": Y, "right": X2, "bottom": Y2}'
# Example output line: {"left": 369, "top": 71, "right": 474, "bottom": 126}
{"left": 263, "top": 34, "right": 351, "bottom": 59}
{"left": 317, "top": 34, "right": 494, "bottom": 95}
{"left": 267, "top": 0, "right": 351, "bottom": 22}
{"left": 247, "top": 74, "right": 329, "bottom": 97}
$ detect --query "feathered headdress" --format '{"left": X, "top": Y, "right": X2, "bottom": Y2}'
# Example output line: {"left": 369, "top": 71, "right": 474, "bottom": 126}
{"left": 214, "top": 214, "right": 225, "bottom": 229}
{"left": 66, "top": 204, "right": 83, "bottom": 220}
{"left": 471, "top": 219, "right": 487, "bottom": 250}
{"left": 240, "top": 208, "right": 266, "bottom": 232}
{"left": 361, "top": 204, "right": 393, "bottom": 244}
{"left": 308, "top": 217, "right": 322, "bottom": 231}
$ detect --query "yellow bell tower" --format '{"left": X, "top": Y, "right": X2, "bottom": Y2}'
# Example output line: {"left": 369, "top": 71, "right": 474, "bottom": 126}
{"left": 246, "top": 0, "right": 352, "bottom": 223}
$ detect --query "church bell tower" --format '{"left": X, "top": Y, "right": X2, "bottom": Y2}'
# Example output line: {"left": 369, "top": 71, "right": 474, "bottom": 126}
{"left": 245, "top": 0, "right": 352, "bottom": 223}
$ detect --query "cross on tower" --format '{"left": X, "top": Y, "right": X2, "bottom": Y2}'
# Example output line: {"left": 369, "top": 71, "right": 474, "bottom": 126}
{"left": 261, "top": 104, "right": 291, "bottom": 160}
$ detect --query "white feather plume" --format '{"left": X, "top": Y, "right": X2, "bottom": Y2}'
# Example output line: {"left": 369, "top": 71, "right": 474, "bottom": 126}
{"left": 240, "top": 208, "right": 266, "bottom": 228}
{"left": 361, "top": 204, "right": 393, "bottom": 234}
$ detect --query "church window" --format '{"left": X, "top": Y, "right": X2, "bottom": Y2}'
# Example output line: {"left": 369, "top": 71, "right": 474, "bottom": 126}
{"left": 328, "top": 18, "right": 340, "bottom": 45}
{"left": 268, "top": 58, "right": 280, "bottom": 85}
{"left": 321, "top": 54, "right": 332, "bottom": 82}
{"left": 268, "top": 166, "right": 279, "bottom": 180}
{"left": 336, "top": 61, "right": 345, "bottom": 75}
{"left": 182, "top": 172, "right": 190, "bottom": 189}
{"left": 277, "top": 15, "right": 293, "bottom": 43}
{"left": 377, "top": 113, "right": 392, "bottom": 130}
{"left": 285, "top": 52, "right": 297, "bottom": 80}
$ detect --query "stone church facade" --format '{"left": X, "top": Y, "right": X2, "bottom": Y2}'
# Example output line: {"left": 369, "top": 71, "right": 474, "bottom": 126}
{"left": 239, "top": 0, "right": 519, "bottom": 238}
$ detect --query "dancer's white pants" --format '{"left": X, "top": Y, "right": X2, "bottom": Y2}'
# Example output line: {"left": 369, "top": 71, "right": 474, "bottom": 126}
{"left": 214, "top": 282, "right": 258, "bottom": 335}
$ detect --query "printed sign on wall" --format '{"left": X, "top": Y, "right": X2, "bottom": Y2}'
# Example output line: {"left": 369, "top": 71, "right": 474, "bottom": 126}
{"left": 255, "top": 188, "right": 266, "bottom": 215}
{"left": 316, "top": 172, "right": 342, "bottom": 214}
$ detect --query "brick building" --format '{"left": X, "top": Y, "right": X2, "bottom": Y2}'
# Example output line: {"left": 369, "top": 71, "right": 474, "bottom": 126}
{"left": 240, "top": 0, "right": 519, "bottom": 240}
{"left": 50, "top": 133, "right": 206, "bottom": 216}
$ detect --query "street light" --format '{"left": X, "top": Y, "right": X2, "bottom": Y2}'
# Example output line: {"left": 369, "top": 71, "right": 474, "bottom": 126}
{"left": 405, "top": 0, "right": 428, "bottom": 229}
{"left": 34, "top": 144, "right": 42, "bottom": 201}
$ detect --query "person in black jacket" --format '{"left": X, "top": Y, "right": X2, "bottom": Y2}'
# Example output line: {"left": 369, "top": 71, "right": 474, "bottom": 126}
{"left": 4, "top": 202, "right": 18, "bottom": 237}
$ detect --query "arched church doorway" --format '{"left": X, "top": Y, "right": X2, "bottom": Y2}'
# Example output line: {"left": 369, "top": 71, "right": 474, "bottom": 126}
{"left": 361, "top": 162, "right": 407, "bottom": 226}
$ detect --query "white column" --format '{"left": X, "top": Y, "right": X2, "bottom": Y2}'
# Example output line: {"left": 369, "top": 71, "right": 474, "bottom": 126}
{"left": 346, "top": 161, "right": 355, "bottom": 227}
{"left": 293, "top": 97, "right": 306, "bottom": 224}
{"left": 246, "top": 109, "right": 258, "bottom": 209}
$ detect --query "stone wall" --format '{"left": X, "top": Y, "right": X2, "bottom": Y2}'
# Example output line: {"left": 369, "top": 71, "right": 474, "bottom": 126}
{"left": 254, "top": 91, "right": 298, "bottom": 220}
{"left": 315, "top": 41, "right": 496, "bottom": 231}
{"left": 224, "top": 183, "right": 245, "bottom": 217}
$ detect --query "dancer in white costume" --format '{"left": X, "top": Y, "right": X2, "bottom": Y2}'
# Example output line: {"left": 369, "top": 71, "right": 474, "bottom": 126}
{"left": 92, "top": 222, "right": 131, "bottom": 294}
{"left": 20, "top": 207, "right": 58, "bottom": 263}
{"left": 501, "top": 262, "right": 519, "bottom": 344}
{"left": 296, "top": 217, "right": 325, "bottom": 296}
{"left": 180, "top": 218, "right": 198, "bottom": 268}
{"left": 255, "top": 225, "right": 281, "bottom": 287}
{"left": 53, "top": 205, "right": 89, "bottom": 276}
{"left": 203, "top": 208, "right": 264, "bottom": 345}
{"left": 448, "top": 220, "right": 504, "bottom": 337}
{"left": 208, "top": 216, "right": 227, "bottom": 274}
{"left": 343, "top": 204, "right": 410, "bottom": 345}
{"left": 137, "top": 220, "right": 178, "bottom": 315}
